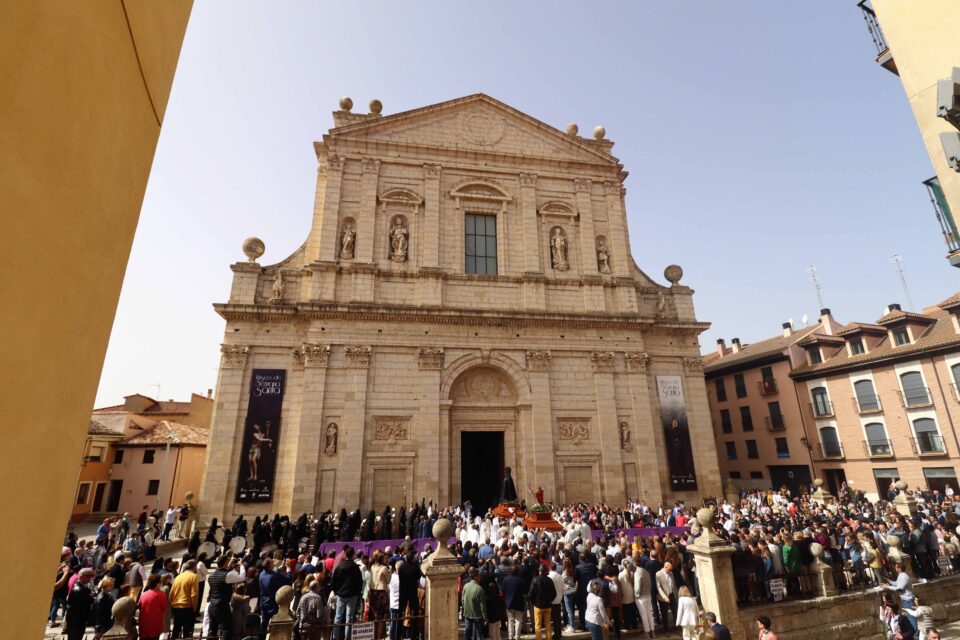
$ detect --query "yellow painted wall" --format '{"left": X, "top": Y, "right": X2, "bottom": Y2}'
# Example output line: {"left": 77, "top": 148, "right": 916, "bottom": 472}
{"left": 0, "top": 2, "right": 191, "bottom": 638}
{"left": 872, "top": 0, "right": 960, "bottom": 241}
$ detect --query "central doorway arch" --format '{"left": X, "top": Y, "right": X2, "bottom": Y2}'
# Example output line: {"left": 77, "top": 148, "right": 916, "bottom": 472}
{"left": 449, "top": 365, "right": 517, "bottom": 515}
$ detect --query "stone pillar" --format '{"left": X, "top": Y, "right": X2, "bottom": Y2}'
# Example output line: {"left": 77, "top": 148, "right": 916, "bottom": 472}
{"left": 682, "top": 356, "right": 723, "bottom": 498}
{"left": 338, "top": 346, "right": 371, "bottom": 509}
{"left": 574, "top": 178, "right": 598, "bottom": 276}
{"left": 355, "top": 158, "right": 380, "bottom": 264}
{"left": 267, "top": 585, "right": 294, "bottom": 640}
{"left": 811, "top": 478, "right": 832, "bottom": 506}
{"left": 421, "top": 519, "right": 463, "bottom": 640}
{"left": 228, "top": 261, "right": 260, "bottom": 304}
{"left": 592, "top": 353, "right": 625, "bottom": 504}
{"left": 886, "top": 535, "right": 915, "bottom": 579}
{"left": 199, "top": 345, "right": 250, "bottom": 524}
{"left": 603, "top": 181, "right": 630, "bottom": 279}
{"left": 688, "top": 509, "right": 741, "bottom": 634}
{"left": 315, "top": 153, "right": 345, "bottom": 262}
{"left": 519, "top": 173, "right": 541, "bottom": 273}
{"left": 893, "top": 480, "right": 918, "bottom": 517}
{"left": 102, "top": 597, "right": 136, "bottom": 640}
{"left": 625, "top": 352, "right": 664, "bottom": 502}
{"left": 525, "top": 351, "right": 557, "bottom": 495}
{"left": 417, "top": 348, "right": 444, "bottom": 504}
{"left": 809, "top": 542, "right": 838, "bottom": 597}
{"left": 421, "top": 164, "right": 441, "bottom": 268}
{"left": 289, "top": 344, "right": 330, "bottom": 514}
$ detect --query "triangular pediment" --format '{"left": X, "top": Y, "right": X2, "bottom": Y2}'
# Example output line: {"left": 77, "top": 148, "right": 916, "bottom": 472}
{"left": 327, "top": 94, "right": 619, "bottom": 166}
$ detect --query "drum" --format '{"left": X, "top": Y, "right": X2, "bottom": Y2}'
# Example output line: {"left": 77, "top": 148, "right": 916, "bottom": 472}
{"left": 229, "top": 536, "right": 246, "bottom": 555}
{"left": 200, "top": 541, "right": 216, "bottom": 558}
{"left": 214, "top": 528, "right": 225, "bottom": 544}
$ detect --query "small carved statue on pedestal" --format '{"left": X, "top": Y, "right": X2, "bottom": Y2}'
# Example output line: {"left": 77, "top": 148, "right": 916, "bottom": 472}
{"left": 389, "top": 219, "right": 408, "bottom": 262}
{"left": 340, "top": 226, "right": 355, "bottom": 260}
{"left": 324, "top": 422, "right": 338, "bottom": 456}
{"left": 597, "top": 242, "right": 611, "bottom": 274}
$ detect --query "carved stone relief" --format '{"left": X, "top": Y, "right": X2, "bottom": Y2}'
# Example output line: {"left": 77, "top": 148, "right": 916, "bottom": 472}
{"left": 324, "top": 422, "right": 338, "bottom": 456}
{"left": 220, "top": 344, "right": 250, "bottom": 368}
{"left": 558, "top": 419, "right": 591, "bottom": 446}
{"left": 682, "top": 357, "right": 704, "bottom": 374}
{"left": 373, "top": 418, "right": 410, "bottom": 445}
{"left": 417, "top": 347, "right": 444, "bottom": 370}
{"left": 596, "top": 242, "right": 612, "bottom": 274}
{"left": 525, "top": 350, "right": 551, "bottom": 371}
{"left": 619, "top": 421, "right": 632, "bottom": 451}
{"left": 340, "top": 224, "right": 356, "bottom": 260}
{"left": 591, "top": 351, "right": 616, "bottom": 373}
{"left": 344, "top": 345, "right": 372, "bottom": 368}
{"left": 293, "top": 343, "right": 331, "bottom": 368}
{"left": 269, "top": 271, "right": 285, "bottom": 305}
{"left": 624, "top": 352, "right": 651, "bottom": 373}
{"left": 388, "top": 216, "right": 408, "bottom": 262}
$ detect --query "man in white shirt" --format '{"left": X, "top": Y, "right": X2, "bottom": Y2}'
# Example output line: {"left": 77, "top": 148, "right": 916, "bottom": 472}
{"left": 549, "top": 563, "right": 565, "bottom": 640}
{"left": 655, "top": 563, "right": 677, "bottom": 632}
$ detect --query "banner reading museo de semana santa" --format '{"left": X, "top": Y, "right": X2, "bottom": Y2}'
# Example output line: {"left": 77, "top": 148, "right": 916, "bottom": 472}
{"left": 656, "top": 375, "right": 698, "bottom": 491}
{"left": 236, "top": 369, "right": 286, "bottom": 503}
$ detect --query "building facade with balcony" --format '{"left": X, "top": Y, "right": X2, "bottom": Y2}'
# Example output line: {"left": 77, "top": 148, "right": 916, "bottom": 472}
{"left": 858, "top": 0, "right": 960, "bottom": 267}
{"left": 791, "top": 295, "right": 960, "bottom": 498}
{"left": 702, "top": 309, "right": 843, "bottom": 495}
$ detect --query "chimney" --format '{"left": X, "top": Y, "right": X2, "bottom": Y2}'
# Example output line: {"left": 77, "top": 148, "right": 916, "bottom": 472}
{"left": 819, "top": 308, "right": 835, "bottom": 336}
{"left": 782, "top": 321, "right": 793, "bottom": 338}
{"left": 716, "top": 338, "right": 726, "bottom": 357}
{"left": 731, "top": 337, "right": 742, "bottom": 353}
{"left": 887, "top": 303, "right": 902, "bottom": 313}
{"left": 207, "top": 388, "right": 213, "bottom": 399}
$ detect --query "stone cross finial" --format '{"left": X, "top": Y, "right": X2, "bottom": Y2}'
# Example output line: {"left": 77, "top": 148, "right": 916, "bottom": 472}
{"left": 273, "top": 585, "right": 294, "bottom": 622}
{"left": 696, "top": 507, "right": 715, "bottom": 528}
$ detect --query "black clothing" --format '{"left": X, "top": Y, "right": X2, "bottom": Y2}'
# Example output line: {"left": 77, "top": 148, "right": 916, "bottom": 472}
{"left": 712, "top": 623, "right": 733, "bottom": 640}
{"left": 93, "top": 590, "right": 115, "bottom": 633}
{"left": 65, "top": 582, "right": 93, "bottom": 640}
{"left": 528, "top": 575, "right": 557, "bottom": 609}
{"left": 331, "top": 559, "right": 363, "bottom": 598}
{"left": 502, "top": 474, "right": 517, "bottom": 502}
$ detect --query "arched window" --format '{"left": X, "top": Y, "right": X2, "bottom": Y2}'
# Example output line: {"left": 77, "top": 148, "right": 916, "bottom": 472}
{"left": 854, "top": 379, "right": 880, "bottom": 412}
{"left": 820, "top": 426, "right": 843, "bottom": 457}
{"left": 899, "top": 371, "right": 930, "bottom": 407}
{"left": 951, "top": 363, "right": 960, "bottom": 398}
{"left": 864, "top": 422, "right": 890, "bottom": 455}
{"left": 912, "top": 418, "right": 943, "bottom": 453}
{"left": 811, "top": 386, "right": 832, "bottom": 417}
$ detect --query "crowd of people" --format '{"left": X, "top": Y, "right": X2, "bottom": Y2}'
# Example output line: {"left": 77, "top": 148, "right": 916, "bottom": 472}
{"left": 49, "top": 481, "right": 959, "bottom": 640}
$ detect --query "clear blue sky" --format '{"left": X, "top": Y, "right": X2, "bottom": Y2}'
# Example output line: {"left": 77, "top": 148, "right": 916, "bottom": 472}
{"left": 95, "top": 1, "right": 957, "bottom": 406}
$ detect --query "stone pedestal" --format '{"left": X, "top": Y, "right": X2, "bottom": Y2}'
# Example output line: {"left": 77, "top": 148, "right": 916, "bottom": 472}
{"left": 267, "top": 585, "right": 294, "bottom": 640}
{"left": 102, "top": 597, "right": 137, "bottom": 640}
{"left": 688, "top": 508, "right": 741, "bottom": 635}
{"left": 421, "top": 519, "right": 462, "bottom": 640}
{"left": 893, "top": 480, "right": 918, "bottom": 517}
{"left": 811, "top": 478, "right": 832, "bottom": 506}
{"left": 886, "top": 535, "right": 915, "bottom": 579}
{"left": 810, "top": 543, "right": 837, "bottom": 597}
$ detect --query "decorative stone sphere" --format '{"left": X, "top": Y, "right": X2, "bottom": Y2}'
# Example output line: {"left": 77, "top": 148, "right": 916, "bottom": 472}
{"left": 566, "top": 123, "right": 579, "bottom": 136}
{"left": 432, "top": 518, "right": 454, "bottom": 544}
{"left": 886, "top": 534, "right": 902, "bottom": 549}
{"left": 275, "top": 585, "right": 294, "bottom": 610}
{"left": 184, "top": 491, "right": 194, "bottom": 502}
{"left": 593, "top": 125, "right": 606, "bottom": 140}
{"left": 339, "top": 96, "right": 353, "bottom": 112}
{"left": 696, "top": 507, "right": 714, "bottom": 528}
{"left": 809, "top": 542, "right": 824, "bottom": 558}
{"left": 895, "top": 480, "right": 907, "bottom": 491}
{"left": 813, "top": 478, "right": 824, "bottom": 488}
{"left": 242, "top": 237, "right": 265, "bottom": 263}
{"left": 112, "top": 596, "right": 137, "bottom": 625}
{"left": 369, "top": 99, "right": 383, "bottom": 114}
{"left": 664, "top": 264, "right": 684, "bottom": 285}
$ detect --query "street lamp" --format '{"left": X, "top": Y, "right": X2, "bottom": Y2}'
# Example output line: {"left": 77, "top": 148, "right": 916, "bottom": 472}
{"left": 154, "top": 423, "right": 177, "bottom": 513}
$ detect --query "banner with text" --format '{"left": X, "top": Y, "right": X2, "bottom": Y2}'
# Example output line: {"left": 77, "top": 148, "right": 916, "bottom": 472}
{"left": 656, "top": 375, "right": 698, "bottom": 491}
{"left": 236, "top": 369, "right": 286, "bottom": 503}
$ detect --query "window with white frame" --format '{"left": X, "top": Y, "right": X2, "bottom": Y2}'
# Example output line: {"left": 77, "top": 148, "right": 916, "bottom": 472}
{"left": 864, "top": 422, "right": 890, "bottom": 455}
{"left": 853, "top": 379, "right": 880, "bottom": 413}
{"left": 899, "top": 371, "right": 930, "bottom": 407}
{"left": 893, "top": 327, "right": 910, "bottom": 346}
{"left": 951, "top": 362, "right": 960, "bottom": 400}
{"left": 913, "top": 417, "right": 944, "bottom": 453}
{"left": 811, "top": 386, "right": 832, "bottom": 417}
{"left": 76, "top": 483, "right": 91, "bottom": 505}
{"left": 849, "top": 338, "right": 865, "bottom": 355}
{"left": 819, "top": 426, "right": 843, "bottom": 457}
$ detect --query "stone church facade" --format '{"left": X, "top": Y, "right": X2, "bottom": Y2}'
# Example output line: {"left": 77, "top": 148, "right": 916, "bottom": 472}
{"left": 199, "top": 94, "right": 721, "bottom": 522}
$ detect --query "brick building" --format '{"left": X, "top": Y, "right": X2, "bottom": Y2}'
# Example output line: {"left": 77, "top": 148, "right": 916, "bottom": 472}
{"left": 199, "top": 94, "right": 721, "bottom": 523}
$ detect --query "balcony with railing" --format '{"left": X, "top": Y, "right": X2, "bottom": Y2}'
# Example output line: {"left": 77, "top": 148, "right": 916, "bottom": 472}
{"left": 898, "top": 386, "right": 933, "bottom": 408}
{"left": 857, "top": 1, "right": 897, "bottom": 75}
{"left": 810, "top": 400, "right": 835, "bottom": 418}
{"left": 863, "top": 438, "right": 894, "bottom": 457}
{"left": 757, "top": 377, "right": 778, "bottom": 396}
{"left": 852, "top": 394, "right": 883, "bottom": 414}
{"left": 924, "top": 177, "right": 960, "bottom": 267}
{"left": 911, "top": 433, "right": 947, "bottom": 455}
{"left": 819, "top": 441, "right": 845, "bottom": 459}
{"left": 764, "top": 414, "right": 786, "bottom": 431}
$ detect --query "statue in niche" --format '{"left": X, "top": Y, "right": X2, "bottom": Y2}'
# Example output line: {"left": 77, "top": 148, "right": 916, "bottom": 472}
{"left": 269, "top": 271, "right": 285, "bottom": 304}
{"left": 324, "top": 422, "right": 338, "bottom": 456}
{"left": 597, "top": 242, "right": 611, "bottom": 274}
{"left": 550, "top": 228, "right": 568, "bottom": 271}
{"left": 656, "top": 291, "right": 668, "bottom": 319}
{"left": 389, "top": 219, "right": 408, "bottom": 262}
{"left": 340, "top": 225, "right": 355, "bottom": 260}
{"left": 619, "top": 421, "right": 632, "bottom": 450}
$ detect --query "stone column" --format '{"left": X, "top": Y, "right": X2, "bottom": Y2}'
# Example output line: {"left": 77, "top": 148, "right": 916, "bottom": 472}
{"left": 421, "top": 519, "right": 463, "bottom": 640}
{"left": 809, "top": 542, "right": 837, "bottom": 597}
{"left": 199, "top": 345, "right": 250, "bottom": 524}
{"left": 519, "top": 173, "right": 541, "bottom": 273}
{"left": 604, "top": 181, "right": 638, "bottom": 312}
{"left": 525, "top": 351, "right": 557, "bottom": 495}
{"left": 592, "top": 352, "right": 625, "bottom": 504}
{"left": 289, "top": 344, "right": 330, "bottom": 514}
{"left": 682, "top": 356, "right": 723, "bottom": 498}
{"left": 267, "top": 585, "right": 294, "bottom": 640}
{"left": 421, "top": 164, "right": 441, "bottom": 268}
{"left": 574, "top": 179, "right": 598, "bottom": 276}
{"left": 417, "top": 348, "right": 444, "bottom": 505}
{"left": 314, "top": 153, "right": 345, "bottom": 263}
{"left": 338, "top": 346, "right": 371, "bottom": 509}
{"left": 893, "top": 480, "right": 918, "bottom": 517}
{"left": 625, "top": 352, "right": 664, "bottom": 503}
{"left": 229, "top": 261, "right": 260, "bottom": 304}
{"left": 688, "top": 509, "right": 741, "bottom": 633}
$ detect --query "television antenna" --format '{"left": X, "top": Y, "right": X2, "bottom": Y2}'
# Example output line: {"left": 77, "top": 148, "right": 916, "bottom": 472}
{"left": 890, "top": 254, "right": 915, "bottom": 311}
{"left": 152, "top": 383, "right": 162, "bottom": 400}
{"left": 801, "top": 313, "right": 809, "bottom": 326}
{"left": 807, "top": 265, "right": 824, "bottom": 309}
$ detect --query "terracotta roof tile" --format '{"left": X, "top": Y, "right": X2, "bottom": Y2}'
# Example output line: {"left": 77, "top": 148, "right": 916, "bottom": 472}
{"left": 141, "top": 401, "right": 191, "bottom": 415}
{"left": 703, "top": 325, "right": 820, "bottom": 374}
{"left": 937, "top": 292, "right": 960, "bottom": 310}
{"left": 876, "top": 309, "right": 935, "bottom": 326}
{"left": 792, "top": 308, "right": 960, "bottom": 378}
{"left": 88, "top": 420, "right": 122, "bottom": 436}
{"left": 118, "top": 421, "right": 208, "bottom": 447}
{"left": 836, "top": 322, "right": 887, "bottom": 336}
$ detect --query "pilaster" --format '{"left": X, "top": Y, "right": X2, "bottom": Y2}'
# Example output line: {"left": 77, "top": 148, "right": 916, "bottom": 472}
{"left": 339, "top": 345, "right": 371, "bottom": 509}
{"left": 525, "top": 350, "right": 557, "bottom": 494}
{"left": 228, "top": 262, "right": 260, "bottom": 304}
{"left": 592, "top": 352, "right": 625, "bottom": 504}
{"left": 682, "top": 355, "right": 722, "bottom": 497}
{"left": 289, "top": 344, "right": 330, "bottom": 514}
{"left": 417, "top": 348, "right": 444, "bottom": 503}
{"left": 519, "top": 173, "right": 541, "bottom": 274}
{"left": 625, "top": 351, "right": 664, "bottom": 502}
{"left": 421, "top": 164, "right": 441, "bottom": 268}
{"left": 315, "top": 153, "right": 345, "bottom": 263}
{"left": 355, "top": 158, "right": 380, "bottom": 264}
{"left": 574, "top": 179, "right": 598, "bottom": 277}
